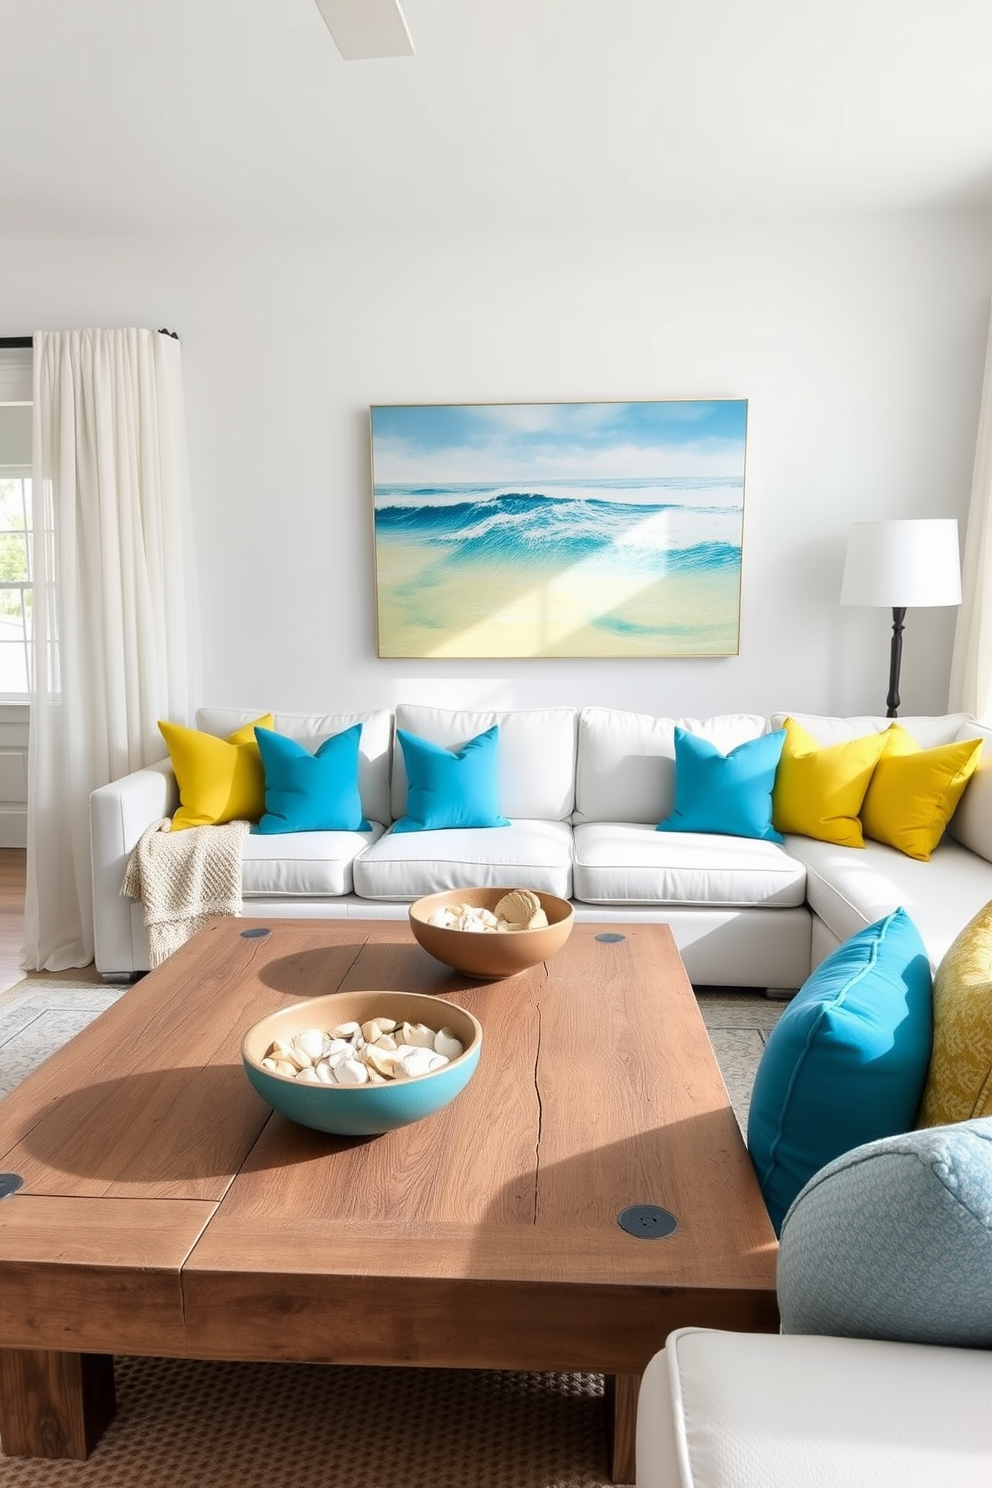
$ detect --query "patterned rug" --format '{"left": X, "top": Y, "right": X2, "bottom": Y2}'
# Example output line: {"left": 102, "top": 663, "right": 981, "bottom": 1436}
{"left": 0, "top": 1359, "right": 609, "bottom": 1488}
{"left": 0, "top": 977, "right": 782, "bottom": 1486}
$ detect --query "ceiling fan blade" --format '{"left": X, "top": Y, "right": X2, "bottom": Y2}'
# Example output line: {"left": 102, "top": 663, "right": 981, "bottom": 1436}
{"left": 312, "top": 0, "right": 415, "bottom": 60}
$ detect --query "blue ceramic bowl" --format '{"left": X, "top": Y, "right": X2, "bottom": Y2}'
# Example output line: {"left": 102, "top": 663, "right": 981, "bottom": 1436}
{"left": 241, "top": 990, "right": 482, "bottom": 1137}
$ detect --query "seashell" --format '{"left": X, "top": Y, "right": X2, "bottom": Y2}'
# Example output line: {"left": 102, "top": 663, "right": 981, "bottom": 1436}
{"left": 364, "top": 1045, "right": 403, "bottom": 1078}
{"left": 496, "top": 907, "right": 548, "bottom": 931}
{"left": 434, "top": 1027, "right": 464, "bottom": 1060}
{"left": 259, "top": 1012, "right": 464, "bottom": 1087}
{"left": 470, "top": 907, "right": 500, "bottom": 930}
{"left": 330, "top": 1020, "right": 362, "bottom": 1040}
{"left": 266, "top": 1040, "right": 297, "bottom": 1063}
{"left": 401, "top": 1021, "right": 437, "bottom": 1049}
{"left": 271, "top": 1043, "right": 312, "bottom": 1070}
{"left": 293, "top": 1028, "right": 329, "bottom": 1063}
{"left": 334, "top": 1057, "right": 370, "bottom": 1085}
{"left": 495, "top": 888, "right": 542, "bottom": 924}
{"left": 398, "top": 1045, "right": 440, "bottom": 1078}
{"left": 494, "top": 889, "right": 548, "bottom": 930}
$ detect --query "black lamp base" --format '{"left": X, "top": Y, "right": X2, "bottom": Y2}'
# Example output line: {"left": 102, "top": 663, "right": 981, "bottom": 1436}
{"left": 886, "top": 606, "right": 906, "bottom": 718}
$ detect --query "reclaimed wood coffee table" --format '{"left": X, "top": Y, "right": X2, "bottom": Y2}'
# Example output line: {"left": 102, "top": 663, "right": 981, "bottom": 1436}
{"left": 0, "top": 918, "right": 778, "bottom": 1481}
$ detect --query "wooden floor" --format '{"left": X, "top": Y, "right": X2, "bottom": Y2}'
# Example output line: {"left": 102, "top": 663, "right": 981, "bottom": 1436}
{"left": 0, "top": 848, "right": 28, "bottom": 993}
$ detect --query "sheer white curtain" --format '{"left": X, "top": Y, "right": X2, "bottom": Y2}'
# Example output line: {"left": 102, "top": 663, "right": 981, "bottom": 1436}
{"left": 950, "top": 295, "right": 992, "bottom": 721}
{"left": 25, "top": 329, "right": 201, "bottom": 970}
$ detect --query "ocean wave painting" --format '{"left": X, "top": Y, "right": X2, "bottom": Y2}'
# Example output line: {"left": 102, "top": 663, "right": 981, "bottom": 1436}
{"left": 370, "top": 401, "right": 747, "bottom": 658}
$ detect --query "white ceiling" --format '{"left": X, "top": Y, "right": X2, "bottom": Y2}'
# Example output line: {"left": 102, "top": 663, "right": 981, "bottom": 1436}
{"left": 4, "top": 0, "right": 992, "bottom": 237}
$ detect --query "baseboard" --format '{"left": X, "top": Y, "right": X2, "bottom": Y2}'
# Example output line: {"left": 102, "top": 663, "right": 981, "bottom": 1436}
{"left": 0, "top": 806, "right": 27, "bottom": 848}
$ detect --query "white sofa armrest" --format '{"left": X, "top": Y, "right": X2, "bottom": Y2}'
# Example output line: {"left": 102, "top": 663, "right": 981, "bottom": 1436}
{"left": 89, "top": 760, "right": 178, "bottom": 978}
{"left": 636, "top": 1328, "right": 992, "bottom": 1487}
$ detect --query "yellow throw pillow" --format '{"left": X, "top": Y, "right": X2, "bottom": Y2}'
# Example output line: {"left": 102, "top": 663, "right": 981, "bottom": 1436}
{"left": 771, "top": 717, "right": 888, "bottom": 847}
{"left": 159, "top": 714, "right": 274, "bottom": 830}
{"left": 918, "top": 898, "right": 992, "bottom": 1126}
{"left": 861, "top": 725, "right": 982, "bottom": 862}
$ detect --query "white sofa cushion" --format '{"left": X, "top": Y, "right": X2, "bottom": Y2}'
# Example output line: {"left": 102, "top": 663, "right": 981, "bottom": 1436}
{"left": 573, "top": 821, "right": 806, "bottom": 907}
{"left": 242, "top": 823, "right": 386, "bottom": 898}
{"left": 195, "top": 707, "right": 394, "bottom": 825}
{"left": 769, "top": 711, "right": 972, "bottom": 747}
{"left": 391, "top": 705, "right": 576, "bottom": 821}
{"left": 353, "top": 819, "right": 573, "bottom": 901}
{"left": 636, "top": 1327, "right": 992, "bottom": 1488}
{"left": 575, "top": 708, "right": 770, "bottom": 824}
{"left": 950, "top": 719, "right": 992, "bottom": 863}
{"left": 785, "top": 831, "right": 992, "bottom": 969}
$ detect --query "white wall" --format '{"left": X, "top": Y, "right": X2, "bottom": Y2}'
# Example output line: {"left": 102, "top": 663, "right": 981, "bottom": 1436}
{"left": 1, "top": 211, "right": 990, "bottom": 722}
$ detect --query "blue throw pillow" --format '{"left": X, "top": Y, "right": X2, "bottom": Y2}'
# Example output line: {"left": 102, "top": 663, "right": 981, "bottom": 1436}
{"left": 253, "top": 725, "right": 370, "bottom": 834}
{"left": 747, "top": 907, "right": 933, "bottom": 1234}
{"left": 657, "top": 726, "right": 786, "bottom": 841}
{"left": 778, "top": 1118, "right": 992, "bottom": 1347}
{"left": 391, "top": 725, "right": 510, "bottom": 833}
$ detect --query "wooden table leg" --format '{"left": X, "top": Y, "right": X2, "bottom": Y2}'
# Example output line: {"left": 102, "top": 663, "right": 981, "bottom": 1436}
{"left": 605, "top": 1371, "right": 641, "bottom": 1484}
{"left": 0, "top": 1349, "right": 116, "bottom": 1459}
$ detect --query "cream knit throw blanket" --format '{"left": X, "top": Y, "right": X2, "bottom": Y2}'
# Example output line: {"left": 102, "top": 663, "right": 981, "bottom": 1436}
{"left": 122, "top": 817, "right": 250, "bottom": 967}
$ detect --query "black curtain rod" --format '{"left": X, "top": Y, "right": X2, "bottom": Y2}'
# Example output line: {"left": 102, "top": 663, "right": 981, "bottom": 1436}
{"left": 0, "top": 330, "right": 179, "bottom": 348}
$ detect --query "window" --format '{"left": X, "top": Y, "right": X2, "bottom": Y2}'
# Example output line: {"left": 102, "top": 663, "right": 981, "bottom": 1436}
{"left": 0, "top": 471, "right": 31, "bottom": 696}
{"left": 0, "top": 383, "right": 32, "bottom": 698}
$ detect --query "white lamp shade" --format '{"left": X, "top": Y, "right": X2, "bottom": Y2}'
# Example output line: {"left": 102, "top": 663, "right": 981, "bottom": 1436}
{"left": 840, "top": 518, "right": 962, "bottom": 609}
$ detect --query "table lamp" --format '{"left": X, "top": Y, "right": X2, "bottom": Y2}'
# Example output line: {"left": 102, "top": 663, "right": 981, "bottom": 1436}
{"left": 840, "top": 518, "right": 962, "bottom": 718}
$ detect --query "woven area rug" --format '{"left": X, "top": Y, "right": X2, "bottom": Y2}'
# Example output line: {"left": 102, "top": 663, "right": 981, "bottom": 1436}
{"left": 0, "top": 1359, "right": 610, "bottom": 1488}
{"left": 0, "top": 971, "right": 124, "bottom": 1100}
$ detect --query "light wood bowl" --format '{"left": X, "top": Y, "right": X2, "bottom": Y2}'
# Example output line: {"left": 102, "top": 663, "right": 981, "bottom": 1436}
{"left": 409, "top": 887, "right": 574, "bottom": 979}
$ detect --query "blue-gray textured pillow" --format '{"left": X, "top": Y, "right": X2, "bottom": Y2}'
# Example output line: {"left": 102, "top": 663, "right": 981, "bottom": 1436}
{"left": 746, "top": 907, "right": 933, "bottom": 1234}
{"left": 778, "top": 1118, "right": 992, "bottom": 1347}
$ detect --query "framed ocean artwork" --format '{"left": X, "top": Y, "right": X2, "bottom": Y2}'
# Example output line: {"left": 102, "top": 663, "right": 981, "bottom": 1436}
{"left": 370, "top": 399, "right": 747, "bottom": 659}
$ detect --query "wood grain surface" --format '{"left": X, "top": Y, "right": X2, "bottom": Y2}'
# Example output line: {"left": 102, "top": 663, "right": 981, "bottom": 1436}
{"left": 0, "top": 1349, "right": 115, "bottom": 1459}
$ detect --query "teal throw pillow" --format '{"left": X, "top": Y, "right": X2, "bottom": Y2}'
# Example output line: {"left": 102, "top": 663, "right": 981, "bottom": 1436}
{"left": 392, "top": 725, "right": 510, "bottom": 833}
{"left": 656, "top": 726, "right": 786, "bottom": 841}
{"left": 778, "top": 1118, "right": 992, "bottom": 1347}
{"left": 253, "top": 725, "right": 370, "bottom": 834}
{"left": 747, "top": 907, "right": 933, "bottom": 1234}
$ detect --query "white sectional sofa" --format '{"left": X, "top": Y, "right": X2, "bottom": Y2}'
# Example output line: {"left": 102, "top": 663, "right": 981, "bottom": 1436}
{"left": 635, "top": 1327, "right": 992, "bottom": 1488}
{"left": 89, "top": 703, "right": 992, "bottom": 985}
